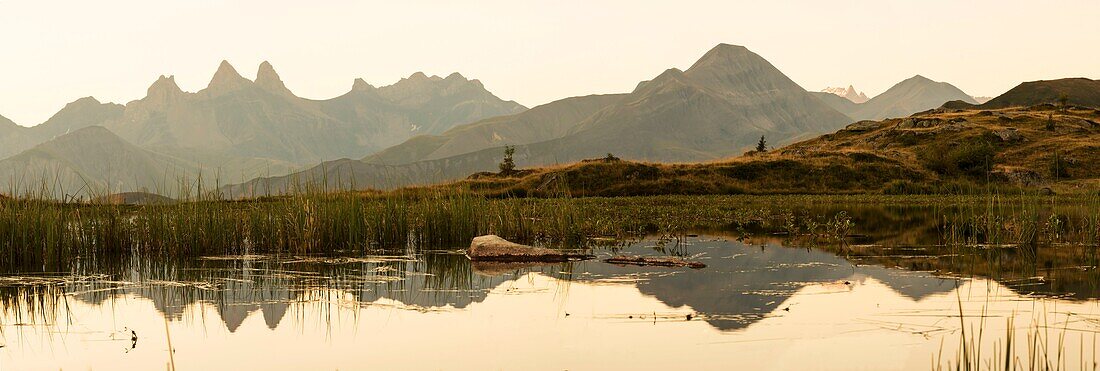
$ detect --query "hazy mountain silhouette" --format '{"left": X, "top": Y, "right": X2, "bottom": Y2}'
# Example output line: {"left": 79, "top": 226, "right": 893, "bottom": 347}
{"left": 538, "top": 44, "right": 851, "bottom": 161}
{"left": 226, "top": 44, "right": 854, "bottom": 194}
{"left": 812, "top": 76, "right": 976, "bottom": 122}
{"left": 822, "top": 85, "right": 869, "bottom": 103}
{"left": 810, "top": 91, "right": 860, "bottom": 116}
{"left": 103, "top": 61, "right": 524, "bottom": 170}
{"left": 0, "top": 114, "right": 32, "bottom": 160}
{"left": 847, "top": 75, "right": 976, "bottom": 120}
{"left": 364, "top": 94, "right": 627, "bottom": 165}
{"left": 32, "top": 97, "right": 125, "bottom": 140}
{"left": 0, "top": 126, "right": 199, "bottom": 197}
{"left": 0, "top": 62, "right": 524, "bottom": 195}
{"left": 0, "top": 97, "right": 125, "bottom": 160}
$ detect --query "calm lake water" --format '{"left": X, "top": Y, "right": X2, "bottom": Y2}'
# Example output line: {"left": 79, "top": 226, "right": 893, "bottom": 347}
{"left": 2, "top": 232, "right": 1099, "bottom": 370}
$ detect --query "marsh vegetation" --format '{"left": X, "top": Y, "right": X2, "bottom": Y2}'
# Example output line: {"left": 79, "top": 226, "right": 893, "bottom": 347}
{"left": 3, "top": 188, "right": 1100, "bottom": 369}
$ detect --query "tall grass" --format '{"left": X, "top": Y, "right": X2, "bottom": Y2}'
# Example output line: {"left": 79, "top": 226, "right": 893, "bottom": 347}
{"left": 4, "top": 188, "right": 1100, "bottom": 269}
{"left": 934, "top": 299, "right": 1099, "bottom": 371}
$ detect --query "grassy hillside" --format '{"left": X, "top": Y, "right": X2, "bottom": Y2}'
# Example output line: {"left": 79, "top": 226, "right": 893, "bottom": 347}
{"left": 951, "top": 77, "right": 1100, "bottom": 109}
{"left": 439, "top": 105, "right": 1100, "bottom": 196}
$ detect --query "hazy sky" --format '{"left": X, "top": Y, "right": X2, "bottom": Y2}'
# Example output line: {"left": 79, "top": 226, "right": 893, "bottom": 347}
{"left": 1, "top": 0, "right": 1098, "bottom": 125}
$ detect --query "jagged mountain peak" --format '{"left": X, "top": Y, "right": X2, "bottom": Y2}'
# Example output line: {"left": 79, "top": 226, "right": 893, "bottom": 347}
{"left": 149, "top": 75, "right": 181, "bottom": 91}
{"left": 147, "top": 75, "right": 184, "bottom": 97}
{"left": 206, "top": 60, "right": 251, "bottom": 94}
{"left": 351, "top": 78, "right": 376, "bottom": 92}
{"left": 136, "top": 74, "right": 188, "bottom": 109}
{"left": 822, "top": 85, "right": 870, "bottom": 103}
{"left": 383, "top": 71, "right": 492, "bottom": 98}
{"left": 255, "top": 61, "right": 290, "bottom": 94}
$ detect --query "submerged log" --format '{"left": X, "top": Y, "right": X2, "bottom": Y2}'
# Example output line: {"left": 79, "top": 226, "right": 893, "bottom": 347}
{"left": 603, "top": 255, "right": 707, "bottom": 269}
{"left": 467, "top": 235, "right": 593, "bottom": 262}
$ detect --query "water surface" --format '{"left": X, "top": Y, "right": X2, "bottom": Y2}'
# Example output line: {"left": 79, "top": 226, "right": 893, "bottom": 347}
{"left": 2, "top": 235, "right": 1099, "bottom": 370}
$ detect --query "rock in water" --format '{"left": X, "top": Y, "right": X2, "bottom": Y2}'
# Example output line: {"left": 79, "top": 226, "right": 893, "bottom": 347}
{"left": 467, "top": 235, "right": 593, "bottom": 262}
{"left": 603, "top": 255, "right": 707, "bottom": 269}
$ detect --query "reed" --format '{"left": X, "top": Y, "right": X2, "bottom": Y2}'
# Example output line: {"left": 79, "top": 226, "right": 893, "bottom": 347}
{"left": 4, "top": 189, "right": 1100, "bottom": 269}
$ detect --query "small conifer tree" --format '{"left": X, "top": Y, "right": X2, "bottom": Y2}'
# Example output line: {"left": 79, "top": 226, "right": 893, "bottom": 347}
{"left": 756, "top": 135, "right": 768, "bottom": 153}
{"left": 499, "top": 145, "right": 516, "bottom": 174}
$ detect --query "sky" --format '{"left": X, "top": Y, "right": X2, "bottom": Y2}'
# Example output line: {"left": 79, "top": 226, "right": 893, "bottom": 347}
{"left": 1, "top": 0, "right": 1098, "bottom": 126}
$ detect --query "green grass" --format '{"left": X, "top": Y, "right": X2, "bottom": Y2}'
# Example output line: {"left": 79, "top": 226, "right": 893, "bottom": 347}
{"left": 4, "top": 190, "right": 1100, "bottom": 270}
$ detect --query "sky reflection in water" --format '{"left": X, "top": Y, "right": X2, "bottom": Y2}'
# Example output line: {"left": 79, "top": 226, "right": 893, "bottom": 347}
{"left": 1, "top": 236, "right": 1099, "bottom": 370}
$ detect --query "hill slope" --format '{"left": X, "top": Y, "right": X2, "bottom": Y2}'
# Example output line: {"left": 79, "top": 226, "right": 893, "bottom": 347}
{"left": 364, "top": 94, "right": 627, "bottom": 165}
{"left": 438, "top": 105, "right": 1100, "bottom": 196}
{"left": 0, "top": 98, "right": 126, "bottom": 160}
{"left": 0, "top": 127, "right": 199, "bottom": 197}
{"left": 0, "top": 115, "right": 31, "bottom": 160}
{"left": 846, "top": 75, "right": 977, "bottom": 120}
{"left": 977, "top": 78, "right": 1100, "bottom": 109}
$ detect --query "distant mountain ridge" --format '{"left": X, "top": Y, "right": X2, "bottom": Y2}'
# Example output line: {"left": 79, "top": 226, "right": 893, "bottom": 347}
{"left": 822, "top": 85, "right": 869, "bottom": 103}
{"left": 102, "top": 60, "right": 525, "bottom": 167}
{"left": 812, "top": 75, "right": 976, "bottom": 121}
{"left": 0, "top": 127, "right": 199, "bottom": 197}
{"left": 224, "top": 44, "right": 855, "bottom": 195}
{"left": 0, "top": 62, "right": 525, "bottom": 195}
{"left": 364, "top": 94, "right": 627, "bottom": 165}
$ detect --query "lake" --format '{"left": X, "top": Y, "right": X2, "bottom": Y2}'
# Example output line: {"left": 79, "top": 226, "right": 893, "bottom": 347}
{"left": 3, "top": 228, "right": 1099, "bottom": 370}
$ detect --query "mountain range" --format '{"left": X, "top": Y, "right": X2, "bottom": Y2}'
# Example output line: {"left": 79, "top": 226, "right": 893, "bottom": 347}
{"left": 0, "top": 62, "right": 525, "bottom": 195}
{"left": 224, "top": 44, "right": 905, "bottom": 195}
{"left": 810, "top": 75, "right": 977, "bottom": 121}
{"left": 7, "top": 43, "right": 1082, "bottom": 198}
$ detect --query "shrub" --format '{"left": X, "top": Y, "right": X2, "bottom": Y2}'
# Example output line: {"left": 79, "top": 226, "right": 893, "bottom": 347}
{"left": 922, "top": 141, "right": 995, "bottom": 177}
{"left": 881, "top": 180, "right": 935, "bottom": 195}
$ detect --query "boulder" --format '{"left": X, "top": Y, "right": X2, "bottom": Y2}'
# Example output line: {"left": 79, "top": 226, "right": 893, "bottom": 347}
{"left": 467, "top": 235, "right": 593, "bottom": 262}
{"left": 897, "top": 118, "right": 944, "bottom": 129}
{"left": 992, "top": 128, "right": 1022, "bottom": 142}
{"left": 843, "top": 120, "right": 882, "bottom": 132}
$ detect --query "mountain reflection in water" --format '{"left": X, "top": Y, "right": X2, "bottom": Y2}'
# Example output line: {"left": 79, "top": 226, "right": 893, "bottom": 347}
{"left": 2, "top": 236, "right": 1099, "bottom": 370}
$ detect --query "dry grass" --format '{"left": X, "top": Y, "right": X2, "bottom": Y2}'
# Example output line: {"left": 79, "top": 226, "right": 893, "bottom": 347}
{"left": 429, "top": 106, "right": 1100, "bottom": 197}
